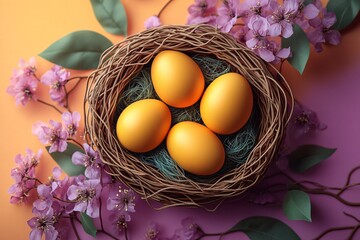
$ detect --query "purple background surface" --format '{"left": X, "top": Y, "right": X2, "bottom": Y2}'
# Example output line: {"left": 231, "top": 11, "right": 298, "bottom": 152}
{"left": 67, "top": 20, "right": 360, "bottom": 240}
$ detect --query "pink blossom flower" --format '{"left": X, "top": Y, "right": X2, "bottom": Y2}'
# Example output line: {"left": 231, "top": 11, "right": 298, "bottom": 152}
{"left": 145, "top": 221, "right": 160, "bottom": 240}
{"left": 268, "top": 0, "right": 299, "bottom": 38}
{"left": 287, "top": 101, "right": 327, "bottom": 139}
{"left": 72, "top": 143, "right": 101, "bottom": 179}
{"left": 187, "top": 0, "right": 217, "bottom": 25}
{"left": 62, "top": 111, "right": 80, "bottom": 137}
{"left": 53, "top": 175, "right": 78, "bottom": 213}
{"left": 294, "top": 1, "right": 320, "bottom": 29}
{"left": 27, "top": 208, "right": 58, "bottom": 240}
{"left": 41, "top": 65, "right": 70, "bottom": 106}
{"left": 229, "top": 25, "right": 250, "bottom": 44}
{"left": 8, "top": 149, "right": 42, "bottom": 204}
{"left": 12, "top": 57, "right": 37, "bottom": 78}
{"left": 67, "top": 177, "right": 101, "bottom": 218}
{"left": 244, "top": 0, "right": 271, "bottom": 19}
{"left": 217, "top": 0, "right": 243, "bottom": 32}
{"left": 7, "top": 74, "right": 38, "bottom": 106}
{"left": 169, "top": 218, "right": 204, "bottom": 240}
{"left": 183, "top": 218, "right": 205, "bottom": 240}
{"left": 308, "top": 11, "right": 341, "bottom": 52}
{"left": 33, "top": 184, "right": 53, "bottom": 215}
{"left": 297, "top": 0, "right": 319, "bottom": 20}
{"left": 49, "top": 167, "right": 62, "bottom": 193}
{"left": 144, "top": 16, "right": 161, "bottom": 29}
{"left": 245, "top": 17, "right": 276, "bottom": 62}
{"left": 109, "top": 211, "right": 131, "bottom": 235}
{"left": 32, "top": 120, "right": 68, "bottom": 153}
{"left": 267, "top": 41, "right": 291, "bottom": 63}
{"left": 107, "top": 184, "right": 136, "bottom": 213}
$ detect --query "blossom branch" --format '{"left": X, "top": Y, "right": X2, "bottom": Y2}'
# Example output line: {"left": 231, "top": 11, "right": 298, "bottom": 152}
{"left": 70, "top": 214, "right": 81, "bottom": 240}
{"left": 279, "top": 169, "right": 360, "bottom": 207}
{"left": 157, "top": 0, "right": 173, "bottom": 18}
{"left": 261, "top": 165, "right": 360, "bottom": 207}
{"left": 68, "top": 138, "right": 84, "bottom": 149}
{"left": 36, "top": 99, "right": 63, "bottom": 114}
{"left": 66, "top": 76, "right": 87, "bottom": 96}
{"left": 63, "top": 86, "right": 71, "bottom": 112}
{"left": 313, "top": 212, "right": 360, "bottom": 240}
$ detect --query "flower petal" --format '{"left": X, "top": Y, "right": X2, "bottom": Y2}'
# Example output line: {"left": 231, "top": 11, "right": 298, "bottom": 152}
{"left": 72, "top": 151, "right": 86, "bottom": 166}
{"left": 277, "top": 47, "right": 291, "bottom": 59}
{"left": 29, "top": 228, "right": 43, "bottom": 240}
{"left": 258, "top": 48, "right": 275, "bottom": 62}
{"left": 303, "top": 4, "right": 320, "bottom": 19}
{"left": 269, "top": 23, "right": 282, "bottom": 37}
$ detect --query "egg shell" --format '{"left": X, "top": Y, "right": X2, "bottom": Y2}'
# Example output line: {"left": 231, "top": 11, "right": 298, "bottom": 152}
{"left": 116, "top": 99, "right": 171, "bottom": 153}
{"left": 200, "top": 72, "right": 253, "bottom": 135}
{"left": 166, "top": 121, "right": 225, "bottom": 176}
{"left": 151, "top": 50, "right": 205, "bottom": 108}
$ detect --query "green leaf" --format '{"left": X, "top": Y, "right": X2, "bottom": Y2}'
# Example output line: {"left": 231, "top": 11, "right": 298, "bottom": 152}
{"left": 303, "top": 0, "right": 314, "bottom": 5}
{"left": 327, "top": 0, "right": 360, "bottom": 30}
{"left": 283, "top": 190, "right": 312, "bottom": 222}
{"left": 46, "top": 142, "right": 86, "bottom": 176}
{"left": 288, "top": 144, "right": 336, "bottom": 173}
{"left": 227, "top": 216, "right": 301, "bottom": 240}
{"left": 282, "top": 25, "right": 310, "bottom": 74}
{"left": 80, "top": 212, "right": 97, "bottom": 237}
{"left": 90, "top": 0, "right": 127, "bottom": 35}
{"left": 39, "top": 30, "right": 112, "bottom": 70}
{"left": 353, "top": 0, "right": 360, "bottom": 13}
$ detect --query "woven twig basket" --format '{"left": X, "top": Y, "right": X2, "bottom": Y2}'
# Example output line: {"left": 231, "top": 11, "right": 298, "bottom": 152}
{"left": 84, "top": 24, "right": 293, "bottom": 209}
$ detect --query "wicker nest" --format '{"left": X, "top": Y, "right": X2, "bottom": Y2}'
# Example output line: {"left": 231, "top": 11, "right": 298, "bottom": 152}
{"left": 84, "top": 24, "right": 293, "bottom": 209}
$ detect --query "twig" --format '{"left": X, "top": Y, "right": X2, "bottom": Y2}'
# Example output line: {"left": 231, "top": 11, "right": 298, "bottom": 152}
{"left": 98, "top": 230, "right": 119, "bottom": 240}
{"left": 66, "top": 76, "right": 88, "bottom": 82}
{"left": 68, "top": 138, "right": 84, "bottom": 149}
{"left": 278, "top": 169, "right": 360, "bottom": 207}
{"left": 313, "top": 226, "right": 356, "bottom": 240}
{"left": 157, "top": 0, "right": 173, "bottom": 17}
{"left": 37, "top": 99, "right": 63, "bottom": 114}
{"left": 67, "top": 77, "right": 87, "bottom": 95}
{"left": 63, "top": 85, "right": 72, "bottom": 113}
{"left": 124, "top": 226, "right": 129, "bottom": 240}
{"left": 70, "top": 216, "right": 81, "bottom": 240}
{"left": 344, "top": 212, "right": 360, "bottom": 223}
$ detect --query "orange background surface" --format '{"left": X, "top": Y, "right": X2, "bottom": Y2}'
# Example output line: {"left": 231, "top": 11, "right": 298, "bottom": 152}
{"left": 1, "top": 0, "right": 360, "bottom": 239}
{"left": 0, "top": 1, "right": 192, "bottom": 239}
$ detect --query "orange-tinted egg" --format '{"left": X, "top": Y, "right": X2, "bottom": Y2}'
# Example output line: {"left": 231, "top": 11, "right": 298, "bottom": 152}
{"left": 116, "top": 99, "right": 171, "bottom": 153}
{"left": 151, "top": 50, "right": 205, "bottom": 108}
{"left": 166, "top": 121, "right": 225, "bottom": 176}
{"left": 200, "top": 72, "right": 253, "bottom": 134}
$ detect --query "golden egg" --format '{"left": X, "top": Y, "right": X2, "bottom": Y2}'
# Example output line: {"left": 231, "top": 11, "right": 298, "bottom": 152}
{"left": 200, "top": 72, "right": 253, "bottom": 134}
{"left": 166, "top": 121, "right": 225, "bottom": 176}
{"left": 151, "top": 50, "right": 205, "bottom": 108}
{"left": 116, "top": 99, "right": 171, "bottom": 153}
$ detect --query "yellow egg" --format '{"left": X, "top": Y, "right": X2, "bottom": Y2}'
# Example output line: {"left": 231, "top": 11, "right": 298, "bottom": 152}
{"left": 151, "top": 50, "right": 205, "bottom": 108}
{"left": 200, "top": 72, "right": 253, "bottom": 135}
{"left": 116, "top": 99, "right": 171, "bottom": 153}
{"left": 166, "top": 121, "right": 225, "bottom": 176}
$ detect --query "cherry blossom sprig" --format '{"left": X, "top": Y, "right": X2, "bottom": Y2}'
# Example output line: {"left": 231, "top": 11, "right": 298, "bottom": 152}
{"left": 6, "top": 57, "right": 87, "bottom": 114}
{"left": 8, "top": 144, "right": 137, "bottom": 240}
{"left": 144, "top": 0, "right": 341, "bottom": 72}
{"left": 6, "top": 58, "right": 138, "bottom": 239}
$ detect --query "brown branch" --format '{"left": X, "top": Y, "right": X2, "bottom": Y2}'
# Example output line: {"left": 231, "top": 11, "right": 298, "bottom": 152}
{"left": 67, "top": 77, "right": 87, "bottom": 95}
{"left": 157, "top": 0, "right": 174, "bottom": 17}
{"left": 70, "top": 215, "right": 81, "bottom": 240}
{"left": 313, "top": 226, "right": 356, "bottom": 240}
{"left": 36, "top": 99, "right": 63, "bottom": 114}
